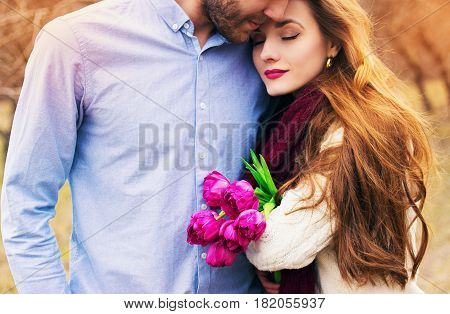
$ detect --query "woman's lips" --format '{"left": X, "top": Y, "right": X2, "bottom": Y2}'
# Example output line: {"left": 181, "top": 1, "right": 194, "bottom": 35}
{"left": 264, "top": 69, "right": 289, "bottom": 79}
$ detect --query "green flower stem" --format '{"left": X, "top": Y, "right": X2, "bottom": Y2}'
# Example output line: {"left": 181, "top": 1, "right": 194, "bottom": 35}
{"left": 216, "top": 211, "right": 226, "bottom": 220}
{"left": 273, "top": 271, "right": 282, "bottom": 283}
{"left": 262, "top": 199, "right": 276, "bottom": 219}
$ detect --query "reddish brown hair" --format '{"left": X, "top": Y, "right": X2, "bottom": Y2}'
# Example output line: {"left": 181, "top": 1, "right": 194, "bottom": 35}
{"left": 278, "top": 0, "right": 435, "bottom": 289}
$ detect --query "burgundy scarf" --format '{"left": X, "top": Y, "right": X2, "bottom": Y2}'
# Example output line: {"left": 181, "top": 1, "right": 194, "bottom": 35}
{"left": 245, "top": 84, "right": 325, "bottom": 294}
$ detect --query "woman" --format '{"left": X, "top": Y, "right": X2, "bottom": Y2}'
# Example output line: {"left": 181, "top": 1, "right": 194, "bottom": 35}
{"left": 245, "top": 0, "right": 435, "bottom": 293}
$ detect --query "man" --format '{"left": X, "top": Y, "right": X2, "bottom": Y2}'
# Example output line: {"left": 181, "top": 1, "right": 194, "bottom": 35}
{"left": 1, "top": 0, "right": 288, "bottom": 293}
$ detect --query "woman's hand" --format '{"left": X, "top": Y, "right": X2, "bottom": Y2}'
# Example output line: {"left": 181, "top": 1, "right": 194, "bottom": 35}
{"left": 256, "top": 269, "right": 280, "bottom": 294}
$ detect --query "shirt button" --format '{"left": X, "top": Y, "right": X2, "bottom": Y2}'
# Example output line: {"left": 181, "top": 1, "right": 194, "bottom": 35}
{"left": 183, "top": 23, "right": 190, "bottom": 29}
{"left": 200, "top": 204, "right": 207, "bottom": 210}
{"left": 172, "top": 23, "right": 178, "bottom": 30}
{"left": 199, "top": 55, "right": 204, "bottom": 61}
{"left": 199, "top": 153, "right": 205, "bottom": 160}
{"left": 201, "top": 253, "right": 207, "bottom": 259}
{"left": 199, "top": 102, "right": 207, "bottom": 110}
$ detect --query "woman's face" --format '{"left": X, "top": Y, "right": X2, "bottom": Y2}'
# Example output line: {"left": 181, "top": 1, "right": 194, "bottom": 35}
{"left": 252, "top": 0, "right": 339, "bottom": 96}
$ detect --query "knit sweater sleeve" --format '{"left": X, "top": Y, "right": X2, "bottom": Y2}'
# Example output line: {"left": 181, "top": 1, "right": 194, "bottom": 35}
{"left": 245, "top": 174, "right": 334, "bottom": 271}
{"left": 245, "top": 127, "right": 343, "bottom": 272}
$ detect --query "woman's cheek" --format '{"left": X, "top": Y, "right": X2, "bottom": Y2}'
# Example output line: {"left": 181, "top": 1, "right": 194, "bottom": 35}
{"left": 252, "top": 50, "right": 264, "bottom": 77}
{"left": 292, "top": 42, "right": 326, "bottom": 83}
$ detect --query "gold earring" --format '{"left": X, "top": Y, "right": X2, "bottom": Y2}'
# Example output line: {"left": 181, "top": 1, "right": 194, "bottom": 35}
{"left": 326, "top": 57, "right": 333, "bottom": 69}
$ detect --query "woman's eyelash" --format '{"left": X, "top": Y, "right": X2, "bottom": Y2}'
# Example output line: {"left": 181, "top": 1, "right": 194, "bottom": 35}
{"left": 252, "top": 33, "right": 300, "bottom": 46}
{"left": 282, "top": 34, "right": 300, "bottom": 40}
{"left": 253, "top": 40, "right": 265, "bottom": 46}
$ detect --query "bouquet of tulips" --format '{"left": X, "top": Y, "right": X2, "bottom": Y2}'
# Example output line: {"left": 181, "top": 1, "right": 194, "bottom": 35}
{"left": 186, "top": 150, "right": 282, "bottom": 282}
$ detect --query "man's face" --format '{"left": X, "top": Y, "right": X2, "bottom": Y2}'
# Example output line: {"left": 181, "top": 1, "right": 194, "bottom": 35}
{"left": 202, "top": 0, "right": 289, "bottom": 43}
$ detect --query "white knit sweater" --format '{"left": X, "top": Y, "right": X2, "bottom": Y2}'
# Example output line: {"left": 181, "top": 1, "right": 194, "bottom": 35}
{"left": 246, "top": 126, "right": 424, "bottom": 293}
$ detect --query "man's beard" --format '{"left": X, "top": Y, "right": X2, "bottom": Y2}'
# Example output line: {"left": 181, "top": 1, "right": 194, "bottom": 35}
{"left": 202, "top": 0, "right": 265, "bottom": 43}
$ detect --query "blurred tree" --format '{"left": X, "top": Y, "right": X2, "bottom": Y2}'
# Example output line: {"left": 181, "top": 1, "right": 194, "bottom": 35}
{"left": 361, "top": 0, "right": 450, "bottom": 114}
{"left": 1, "top": 0, "right": 98, "bottom": 98}
{"left": 0, "top": 0, "right": 449, "bottom": 154}
{"left": 0, "top": 0, "right": 98, "bottom": 156}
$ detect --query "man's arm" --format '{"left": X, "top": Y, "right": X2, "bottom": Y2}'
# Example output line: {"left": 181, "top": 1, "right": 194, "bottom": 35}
{"left": 1, "top": 17, "right": 85, "bottom": 293}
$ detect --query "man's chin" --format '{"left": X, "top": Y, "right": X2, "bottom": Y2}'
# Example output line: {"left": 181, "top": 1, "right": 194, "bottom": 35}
{"left": 224, "top": 31, "right": 251, "bottom": 44}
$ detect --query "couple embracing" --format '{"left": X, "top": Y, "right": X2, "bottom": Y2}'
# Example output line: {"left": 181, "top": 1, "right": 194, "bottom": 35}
{"left": 1, "top": 0, "right": 433, "bottom": 294}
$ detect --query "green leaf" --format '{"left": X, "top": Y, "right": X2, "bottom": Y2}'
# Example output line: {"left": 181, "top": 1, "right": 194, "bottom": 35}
{"left": 250, "top": 149, "right": 263, "bottom": 172}
{"left": 254, "top": 187, "right": 271, "bottom": 199}
{"left": 242, "top": 150, "right": 279, "bottom": 199}
{"left": 259, "top": 155, "right": 278, "bottom": 196}
{"left": 241, "top": 157, "right": 255, "bottom": 172}
{"left": 255, "top": 194, "right": 270, "bottom": 202}
{"left": 258, "top": 197, "right": 271, "bottom": 205}
{"left": 251, "top": 151, "right": 269, "bottom": 182}
{"left": 255, "top": 189, "right": 271, "bottom": 202}
{"left": 241, "top": 158, "right": 265, "bottom": 187}
{"left": 242, "top": 156, "right": 271, "bottom": 193}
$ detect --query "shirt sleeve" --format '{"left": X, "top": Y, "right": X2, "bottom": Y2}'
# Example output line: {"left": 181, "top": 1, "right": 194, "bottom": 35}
{"left": 0, "top": 17, "right": 85, "bottom": 293}
{"left": 245, "top": 174, "right": 335, "bottom": 272}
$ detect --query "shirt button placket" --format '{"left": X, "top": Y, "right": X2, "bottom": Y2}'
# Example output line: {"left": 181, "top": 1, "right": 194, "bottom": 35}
{"left": 195, "top": 52, "right": 211, "bottom": 293}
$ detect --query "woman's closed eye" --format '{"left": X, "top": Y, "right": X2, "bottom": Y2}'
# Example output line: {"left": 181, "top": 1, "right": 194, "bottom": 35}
{"left": 253, "top": 40, "right": 265, "bottom": 46}
{"left": 251, "top": 33, "right": 266, "bottom": 46}
{"left": 252, "top": 33, "right": 301, "bottom": 46}
{"left": 282, "top": 33, "right": 300, "bottom": 41}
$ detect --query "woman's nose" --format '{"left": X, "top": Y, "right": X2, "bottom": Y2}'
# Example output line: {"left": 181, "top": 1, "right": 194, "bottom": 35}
{"left": 259, "top": 42, "right": 280, "bottom": 63}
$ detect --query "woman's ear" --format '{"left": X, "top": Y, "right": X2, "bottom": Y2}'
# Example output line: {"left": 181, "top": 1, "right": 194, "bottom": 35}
{"left": 327, "top": 41, "right": 341, "bottom": 58}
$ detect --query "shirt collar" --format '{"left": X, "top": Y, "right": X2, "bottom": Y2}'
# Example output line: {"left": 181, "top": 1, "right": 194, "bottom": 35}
{"left": 148, "top": 0, "right": 190, "bottom": 33}
{"left": 149, "top": 0, "right": 231, "bottom": 46}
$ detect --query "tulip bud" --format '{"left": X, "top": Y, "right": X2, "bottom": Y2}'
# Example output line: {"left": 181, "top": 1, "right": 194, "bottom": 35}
{"left": 205, "top": 241, "right": 237, "bottom": 267}
{"left": 187, "top": 210, "right": 224, "bottom": 246}
{"left": 203, "top": 171, "right": 230, "bottom": 207}
{"left": 234, "top": 209, "right": 266, "bottom": 242}
{"left": 219, "top": 220, "right": 249, "bottom": 253}
{"left": 220, "top": 180, "right": 259, "bottom": 219}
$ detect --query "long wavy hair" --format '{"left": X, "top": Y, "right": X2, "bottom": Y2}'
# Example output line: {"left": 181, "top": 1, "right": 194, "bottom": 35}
{"left": 277, "top": 0, "right": 435, "bottom": 289}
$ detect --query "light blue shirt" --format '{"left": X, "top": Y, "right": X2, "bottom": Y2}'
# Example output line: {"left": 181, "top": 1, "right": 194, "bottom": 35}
{"left": 1, "top": 0, "right": 269, "bottom": 293}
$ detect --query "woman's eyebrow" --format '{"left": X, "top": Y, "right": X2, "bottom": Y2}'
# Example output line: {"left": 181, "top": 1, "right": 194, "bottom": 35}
{"left": 274, "top": 19, "right": 305, "bottom": 29}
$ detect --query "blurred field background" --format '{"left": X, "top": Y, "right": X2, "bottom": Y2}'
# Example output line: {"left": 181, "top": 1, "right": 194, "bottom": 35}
{"left": 0, "top": 0, "right": 449, "bottom": 294}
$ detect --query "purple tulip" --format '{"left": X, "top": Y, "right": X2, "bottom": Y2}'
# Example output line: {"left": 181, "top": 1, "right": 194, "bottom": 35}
{"left": 187, "top": 210, "right": 224, "bottom": 246}
{"left": 206, "top": 241, "right": 238, "bottom": 267}
{"left": 219, "top": 220, "right": 250, "bottom": 253}
{"left": 220, "top": 180, "right": 259, "bottom": 219}
{"left": 203, "top": 171, "right": 231, "bottom": 207}
{"left": 234, "top": 209, "right": 266, "bottom": 242}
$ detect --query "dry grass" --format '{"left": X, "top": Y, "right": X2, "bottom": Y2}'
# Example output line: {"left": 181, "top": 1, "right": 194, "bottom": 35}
{"left": 0, "top": 0, "right": 98, "bottom": 99}
{"left": 417, "top": 116, "right": 450, "bottom": 293}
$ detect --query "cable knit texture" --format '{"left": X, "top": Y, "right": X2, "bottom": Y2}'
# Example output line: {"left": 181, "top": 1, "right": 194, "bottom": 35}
{"left": 247, "top": 174, "right": 333, "bottom": 271}
{"left": 246, "top": 126, "right": 342, "bottom": 272}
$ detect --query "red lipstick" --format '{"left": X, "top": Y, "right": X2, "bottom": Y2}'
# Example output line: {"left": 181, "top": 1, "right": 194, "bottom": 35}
{"left": 264, "top": 69, "right": 289, "bottom": 79}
